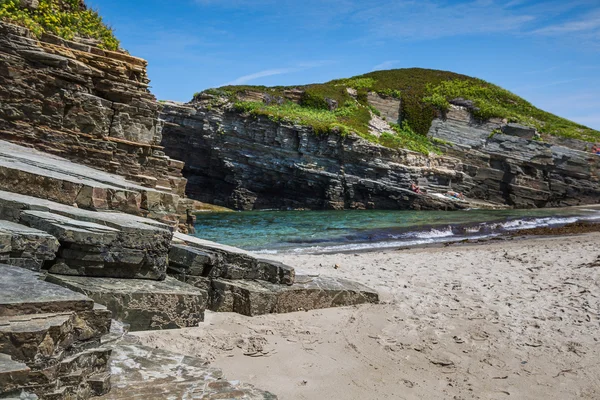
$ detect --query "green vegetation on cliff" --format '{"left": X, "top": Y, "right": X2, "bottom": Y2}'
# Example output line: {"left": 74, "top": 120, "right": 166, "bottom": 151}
{"left": 0, "top": 0, "right": 119, "bottom": 50}
{"left": 198, "top": 68, "right": 600, "bottom": 153}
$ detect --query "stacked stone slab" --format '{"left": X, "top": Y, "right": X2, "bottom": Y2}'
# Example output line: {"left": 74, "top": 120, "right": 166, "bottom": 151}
{"left": 0, "top": 190, "right": 207, "bottom": 331}
{"left": 170, "top": 233, "right": 379, "bottom": 317}
{"left": 0, "top": 20, "right": 187, "bottom": 198}
{"left": 0, "top": 220, "right": 59, "bottom": 271}
{"left": 0, "top": 265, "right": 112, "bottom": 399}
{"left": 0, "top": 140, "right": 180, "bottom": 224}
{"left": 428, "top": 105, "right": 600, "bottom": 208}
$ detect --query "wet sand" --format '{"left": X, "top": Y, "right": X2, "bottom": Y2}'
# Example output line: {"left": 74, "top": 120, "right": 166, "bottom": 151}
{"left": 135, "top": 232, "right": 600, "bottom": 399}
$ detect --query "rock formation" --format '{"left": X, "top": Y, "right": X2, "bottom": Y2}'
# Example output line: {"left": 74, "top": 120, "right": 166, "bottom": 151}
{"left": 429, "top": 105, "right": 600, "bottom": 208}
{"left": 159, "top": 92, "right": 600, "bottom": 211}
{"left": 160, "top": 99, "right": 473, "bottom": 211}
{"left": 0, "top": 140, "right": 379, "bottom": 399}
{"left": 0, "top": 20, "right": 187, "bottom": 220}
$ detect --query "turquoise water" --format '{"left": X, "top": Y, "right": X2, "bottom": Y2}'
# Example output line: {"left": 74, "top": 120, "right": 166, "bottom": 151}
{"left": 193, "top": 206, "right": 600, "bottom": 254}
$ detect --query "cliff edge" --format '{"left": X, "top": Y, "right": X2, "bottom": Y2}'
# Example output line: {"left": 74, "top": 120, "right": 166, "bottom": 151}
{"left": 160, "top": 69, "right": 600, "bottom": 210}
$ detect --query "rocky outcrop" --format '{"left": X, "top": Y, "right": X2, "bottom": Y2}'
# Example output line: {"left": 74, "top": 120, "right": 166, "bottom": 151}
{"left": 0, "top": 21, "right": 187, "bottom": 198}
{"left": 0, "top": 265, "right": 112, "bottom": 399}
{"left": 169, "top": 233, "right": 379, "bottom": 317}
{"left": 429, "top": 106, "right": 600, "bottom": 207}
{"left": 160, "top": 95, "right": 599, "bottom": 210}
{"left": 160, "top": 100, "right": 475, "bottom": 211}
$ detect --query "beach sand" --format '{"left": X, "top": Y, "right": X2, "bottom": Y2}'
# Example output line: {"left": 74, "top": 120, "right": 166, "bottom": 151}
{"left": 135, "top": 233, "right": 600, "bottom": 399}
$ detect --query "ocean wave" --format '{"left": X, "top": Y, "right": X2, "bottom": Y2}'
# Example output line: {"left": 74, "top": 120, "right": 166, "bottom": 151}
{"left": 251, "top": 212, "right": 600, "bottom": 254}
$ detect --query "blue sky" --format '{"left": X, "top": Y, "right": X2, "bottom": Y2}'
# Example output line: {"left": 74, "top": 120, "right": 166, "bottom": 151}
{"left": 87, "top": 0, "right": 600, "bottom": 129}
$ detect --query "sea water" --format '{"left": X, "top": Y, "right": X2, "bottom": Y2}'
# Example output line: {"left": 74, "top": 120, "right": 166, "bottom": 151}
{"left": 193, "top": 206, "right": 600, "bottom": 254}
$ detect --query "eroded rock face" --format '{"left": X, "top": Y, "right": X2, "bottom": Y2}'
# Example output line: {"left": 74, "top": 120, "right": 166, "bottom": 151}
{"left": 0, "top": 265, "right": 112, "bottom": 400}
{"left": 160, "top": 97, "right": 599, "bottom": 210}
{"left": 429, "top": 106, "right": 600, "bottom": 207}
{"left": 0, "top": 21, "right": 186, "bottom": 197}
{"left": 160, "top": 100, "right": 469, "bottom": 211}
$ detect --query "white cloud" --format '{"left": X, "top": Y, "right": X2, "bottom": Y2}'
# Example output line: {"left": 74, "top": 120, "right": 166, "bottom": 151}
{"left": 224, "top": 61, "right": 333, "bottom": 85}
{"left": 372, "top": 60, "right": 400, "bottom": 71}
{"left": 225, "top": 68, "right": 301, "bottom": 85}
{"left": 532, "top": 10, "right": 600, "bottom": 35}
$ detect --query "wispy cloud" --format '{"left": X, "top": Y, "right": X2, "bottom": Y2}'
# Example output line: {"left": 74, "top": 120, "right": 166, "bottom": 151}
{"left": 225, "top": 68, "right": 301, "bottom": 85}
{"left": 372, "top": 60, "right": 400, "bottom": 71}
{"left": 224, "top": 61, "right": 333, "bottom": 85}
{"left": 532, "top": 10, "right": 600, "bottom": 35}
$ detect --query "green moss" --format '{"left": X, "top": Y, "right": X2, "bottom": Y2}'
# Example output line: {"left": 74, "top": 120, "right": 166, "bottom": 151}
{"left": 424, "top": 78, "right": 599, "bottom": 142}
{"left": 199, "top": 67, "right": 599, "bottom": 151}
{"left": 0, "top": 0, "right": 119, "bottom": 50}
{"left": 381, "top": 122, "right": 441, "bottom": 155}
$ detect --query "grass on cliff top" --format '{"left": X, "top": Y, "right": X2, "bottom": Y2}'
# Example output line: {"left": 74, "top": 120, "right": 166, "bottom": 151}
{"left": 199, "top": 68, "right": 600, "bottom": 146}
{"left": 232, "top": 100, "right": 440, "bottom": 155}
{"left": 0, "top": 0, "right": 120, "bottom": 51}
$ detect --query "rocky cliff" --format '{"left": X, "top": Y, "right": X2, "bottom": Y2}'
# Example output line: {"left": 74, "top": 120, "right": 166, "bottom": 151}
{"left": 160, "top": 80, "right": 600, "bottom": 211}
{"left": 161, "top": 98, "right": 474, "bottom": 211}
{"left": 429, "top": 106, "right": 600, "bottom": 208}
{"left": 0, "top": 19, "right": 187, "bottom": 198}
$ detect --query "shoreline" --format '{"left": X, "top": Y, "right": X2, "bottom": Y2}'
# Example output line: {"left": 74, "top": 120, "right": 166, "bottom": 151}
{"left": 262, "top": 220, "right": 600, "bottom": 256}
{"left": 135, "top": 231, "right": 600, "bottom": 400}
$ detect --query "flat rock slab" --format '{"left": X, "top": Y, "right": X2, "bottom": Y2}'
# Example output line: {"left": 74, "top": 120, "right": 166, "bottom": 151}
{"left": 173, "top": 232, "right": 296, "bottom": 285}
{"left": 46, "top": 274, "right": 208, "bottom": 332}
{"left": 0, "top": 140, "right": 180, "bottom": 217}
{"left": 98, "top": 340, "right": 276, "bottom": 399}
{"left": 0, "top": 265, "right": 93, "bottom": 317}
{"left": 0, "top": 190, "right": 173, "bottom": 280}
{"left": 0, "top": 354, "right": 30, "bottom": 395}
{"left": 207, "top": 275, "right": 379, "bottom": 316}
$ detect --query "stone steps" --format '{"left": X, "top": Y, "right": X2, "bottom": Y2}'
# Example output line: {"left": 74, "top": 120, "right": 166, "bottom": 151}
{"left": 0, "top": 190, "right": 173, "bottom": 280}
{"left": 172, "top": 233, "right": 296, "bottom": 284}
{"left": 209, "top": 275, "right": 379, "bottom": 317}
{"left": 171, "top": 233, "right": 380, "bottom": 317}
{"left": 0, "top": 140, "right": 180, "bottom": 223}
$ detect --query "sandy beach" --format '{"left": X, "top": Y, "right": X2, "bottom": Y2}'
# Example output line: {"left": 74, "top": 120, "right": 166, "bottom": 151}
{"left": 135, "top": 233, "right": 600, "bottom": 399}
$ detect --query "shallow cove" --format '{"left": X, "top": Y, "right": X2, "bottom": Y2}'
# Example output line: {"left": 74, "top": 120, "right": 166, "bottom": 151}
{"left": 193, "top": 206, "right": 600, "bottom": 254}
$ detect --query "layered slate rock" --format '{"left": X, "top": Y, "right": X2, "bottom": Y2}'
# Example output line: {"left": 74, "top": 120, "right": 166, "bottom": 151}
{"left": 0, "top": 190, "right": 172, "bottom": 280}
{"left": 171, "top": 233, "right": 379, "bottom": 316}
{"left": 0, "top": 20, "right": 187, "bottom": 198}
{"left": 46, "top": 274, "right": 207, "bottom": 332}
{"left": 209, "top": 276, "right": 379, "bottom": 317}
{"left": 0, "top": 220, "right": 59, "bottom": 271}
{"left": 160, "top": 100, "right": 471, "bottom": 211}
{"left": 170, "top": 233, "right": 295, "bottom": 285}
{"left": 98, "top": 338, "right": 276, "bottom": 399}
{"left": 0, "top": 265, "right": 112, "bottom": 399}
{"left": 428, "top": 106, "right": 600, "bottom": 208}
{"left": 0, "top": 140, "right": 180, "bottom": 224}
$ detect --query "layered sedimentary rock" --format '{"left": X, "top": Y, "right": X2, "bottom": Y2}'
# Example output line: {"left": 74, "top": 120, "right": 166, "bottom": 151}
{"left": 428, "top": 106, "right": 600, "bottom": 207}
{"left": 160, "top": 95, "right": 600, "bottom": 210}
{"left": 0, "top": 265, "right": 112, "bottom": 399}
{"left": 169, "top": 233, "right": 380, "bottom": 316}
{"left": 0, "top": 20, "right": 187, "bottom": 198}
{"left": 0, "top": 190, "right": 173, "bottom": 280}
{"left": 0, "top": 220, "right": 58, "bottom": 271}
{"left": 46, "top": 274, "right": 207, "bottom": 331}
{"left": 160, "top": 100, "right": 470, "bottom": 211}
{"left": 0, "top": 140, "right": 180, "bottom": 222}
